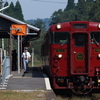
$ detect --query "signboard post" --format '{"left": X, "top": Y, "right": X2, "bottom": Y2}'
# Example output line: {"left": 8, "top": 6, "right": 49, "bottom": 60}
{"left": 11, "top": 24, "right": 27, "bottom": 73}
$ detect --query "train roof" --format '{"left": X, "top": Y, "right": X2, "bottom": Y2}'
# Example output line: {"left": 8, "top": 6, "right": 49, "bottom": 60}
{"left": 49, "top": 21, "right": 100, "bottom": 32}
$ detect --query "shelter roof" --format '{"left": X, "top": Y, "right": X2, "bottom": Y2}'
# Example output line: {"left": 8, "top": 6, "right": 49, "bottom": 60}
{"left": 0, "top": 13, "right": 40, "bottom": 44}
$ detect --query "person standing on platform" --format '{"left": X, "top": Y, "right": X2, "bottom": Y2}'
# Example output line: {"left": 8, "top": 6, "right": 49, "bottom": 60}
{"left": 22, "top": 47, "right": 31, "bottom": 77}
{"left": 12, "top": 50, "right": 17, "bottom": 71}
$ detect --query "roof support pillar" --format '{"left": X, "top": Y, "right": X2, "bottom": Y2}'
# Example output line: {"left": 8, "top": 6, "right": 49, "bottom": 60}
{"left": 10, "top": 32, "right": 12, "bottom": 74}
{"left": 18, "top": 35, "right": 20, "bottom": 74}
{"left": 20, "top": 36, "right": 23, "bottom": 71}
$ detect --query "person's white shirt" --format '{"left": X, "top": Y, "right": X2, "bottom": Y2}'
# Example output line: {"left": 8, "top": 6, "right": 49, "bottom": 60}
{"left": 22, "top": 51, "right": 31, "bottom": 59}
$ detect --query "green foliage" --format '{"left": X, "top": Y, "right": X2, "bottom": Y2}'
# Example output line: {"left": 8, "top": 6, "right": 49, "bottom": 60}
{"left": 63, "top": 9, "right": 78, "bottom": 21}
{"left": 0, "top": 1, "right": 2, "bottom": 9}
{"left": 2, "top": 1, "right": 25, "bottom": 53}
{"left": 65, "top": 0, "right": 75, "bottom": 10}
{"left": 30, "top": 19, "right": 47, "bottom": 60}
{"left": 3, "top": 1, "right": 24, "bottom": 21}
{"left": 50, "top": 9, "right": 63, "bottom": 25}
{"left": 76, "top": 0, "right": 90, "bottom": 20}
{"left": 2, "top": 0, "right": 100, "bottom": 60}
{"left": 89, "top": 0, "right": 100, "bottom": 22}
{"left": 86, "top": 0, "right": 94, "bottom": 2}
{"left": 4, "top": 2, "right": 15, "bottom": 18}
{"left": 14, "top": 1, "right": 24, "bottom": 21}
{"left": 2, "top": 1, "right": 47, "bottom": 60}
{"left": 33, "top": 18, "right": 46, "bottom": 29}
{"left": 0, "top": 38, "right": 10, "bottom": 52}
{"left": 50, "top": 0, "right": 97, "bottom": 24}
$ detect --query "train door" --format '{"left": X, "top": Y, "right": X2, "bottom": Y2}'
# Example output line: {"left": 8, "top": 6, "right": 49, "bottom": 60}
{"left": 71, "top": 33, "right": 88, "bottom": 74}
{"left": 90, "top": 32, "right": 100, "bottom": 76}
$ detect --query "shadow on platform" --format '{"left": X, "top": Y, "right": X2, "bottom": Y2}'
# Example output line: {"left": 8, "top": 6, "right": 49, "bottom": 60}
{"left": 6, "top": 66, "right": 46, "bottom": 90}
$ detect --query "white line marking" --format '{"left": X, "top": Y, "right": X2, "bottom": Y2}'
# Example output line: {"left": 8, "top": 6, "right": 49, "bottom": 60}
{"left": 21, "top": 90, "right": 44, "bottom": 92}
{"left": 43, "top": 74, "right": 51, "bottom": 90}
{"left": 0, "top": 87, "right": 6, "bottom": 90}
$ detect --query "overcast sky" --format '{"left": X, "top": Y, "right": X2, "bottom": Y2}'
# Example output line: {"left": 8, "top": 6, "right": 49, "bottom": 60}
{"left": 6, "top": 0, "right": 78, "bottom": 20}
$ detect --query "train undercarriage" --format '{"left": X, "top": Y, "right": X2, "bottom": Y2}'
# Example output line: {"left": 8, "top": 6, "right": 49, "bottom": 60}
{"left": 54, "top": 75, "right": 100, "bottom": 94}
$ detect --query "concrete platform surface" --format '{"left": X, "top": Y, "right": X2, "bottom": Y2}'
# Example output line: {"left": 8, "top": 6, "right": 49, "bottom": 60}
{"left": 0, "top": 67, "right": 58, "bottom": 100}
{"left": 6, "top": 67, "right": 46, "bottom": 90}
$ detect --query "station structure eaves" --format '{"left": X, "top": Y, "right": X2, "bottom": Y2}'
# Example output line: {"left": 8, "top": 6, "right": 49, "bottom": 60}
{"left": 0, "top": 12, "right": 41, "bottom": 45}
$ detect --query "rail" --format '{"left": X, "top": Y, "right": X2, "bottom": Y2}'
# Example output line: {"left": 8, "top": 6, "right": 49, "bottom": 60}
{"left": 1, "top": 56, "right": 10, "bottom": 87}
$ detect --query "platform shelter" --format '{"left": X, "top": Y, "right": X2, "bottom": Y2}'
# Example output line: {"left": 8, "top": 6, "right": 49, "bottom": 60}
{"left": 0, "top": 13, "right": 40, "bottom": 74}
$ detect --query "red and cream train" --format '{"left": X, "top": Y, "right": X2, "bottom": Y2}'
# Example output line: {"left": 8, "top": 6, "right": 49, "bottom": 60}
{"left": 41, "top": 21, "right": 100, "bottom": 94}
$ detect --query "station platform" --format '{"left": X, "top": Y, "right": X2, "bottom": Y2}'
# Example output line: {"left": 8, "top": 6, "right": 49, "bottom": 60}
{"left": 0, "top": 67, "right": 58, "bottom": 100}
{"left": 6, "top": 67, "right": 49, "bottom": 90}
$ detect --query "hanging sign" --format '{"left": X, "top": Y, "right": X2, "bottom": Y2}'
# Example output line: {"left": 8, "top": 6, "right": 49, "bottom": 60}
{"left": 11, "top": 24, "right": 27, "bottom": 36}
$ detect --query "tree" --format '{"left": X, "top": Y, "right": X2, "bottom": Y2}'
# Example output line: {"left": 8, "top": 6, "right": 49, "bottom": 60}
{"left": 3, "top": 1, "right": 9, "bottom": 13}
{"left": 76, "top": 0, "right": 90, "bottom": 20}
{"left": 14, "top": 1, "right": 24, "bottom": 21}
{"left": 50, "top": 9, "right": 63, "bottom": 25}
{"left": 63, "top": 9, "right": 78, "bottom": 21}
{"left": 89, "top": 0, "right": 100, "bottom": 22}
{"left": 0, "top": 0, "right": 3, "bottom": 9}
{"left": 3, "top": 2, "right": 15, "bottom": 17}
{"left": 65, "top": 0, "right": 75, "bottom": 10}
{"left": 86, "top": 0, "right": 94, "bottom": 2}
{"left": 30, "top": 19, "right": 46, "bottom": 60}
{"left": 3, "top": 1, "right": 25, "bottom": 22}
{"left": 33, "top": 18, "right": 46, "bottom": 29}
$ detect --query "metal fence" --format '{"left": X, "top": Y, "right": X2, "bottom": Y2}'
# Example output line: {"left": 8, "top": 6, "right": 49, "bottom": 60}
{"left": 2, "top": 56, "right": 10, "bottom": 87}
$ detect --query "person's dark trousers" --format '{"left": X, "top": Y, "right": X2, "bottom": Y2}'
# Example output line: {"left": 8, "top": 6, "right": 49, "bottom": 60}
{"left": 25, "top": 61, "right": 29, "bottom": 73}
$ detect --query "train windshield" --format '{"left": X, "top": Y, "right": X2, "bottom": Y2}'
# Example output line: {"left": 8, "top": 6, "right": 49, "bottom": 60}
{"left": 91, "top": 32, "right": 100, "bottom": 44}
{"left": 50, "top": 32, "right": 69, "bottom": 44}
{"left": 73, "top": 33, "right": 87, "bottom": 47}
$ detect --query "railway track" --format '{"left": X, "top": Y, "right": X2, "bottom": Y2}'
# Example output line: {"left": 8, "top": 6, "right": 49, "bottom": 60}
{"left": 66, "top": 95, "right": 100, "bottom": 100}
{"left": 49, "top": 87, "right": 100, "bottom": 100}
{"left": 56, "top": 93, "right": 100, "bottom": 100}
{"left": 91, "top": 95, "right": 100, "bottom": 100}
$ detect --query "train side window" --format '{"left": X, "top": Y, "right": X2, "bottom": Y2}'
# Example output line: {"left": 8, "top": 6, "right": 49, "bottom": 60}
{"left": 50, "top": 32, "right": 69, "bottom": 44}
{"left": 49, "top": 32, "right": 69, "bottom": 44}
{"left": 91, "top": 32, "right": 100, "bottom": 44}
{"left": 55, "top": 32, "right": 69, "bottom": 44}
{"left": 49, "top": 32, "right": 53, "bottom": 44}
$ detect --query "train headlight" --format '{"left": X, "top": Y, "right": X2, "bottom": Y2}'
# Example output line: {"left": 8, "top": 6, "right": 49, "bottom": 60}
{"left": 58, "top": 54, "right": 62, "bottom": 58}
{"left": 98, "top": 54, "right": 100, "bottom": 58}
{"left": 98, "top": 24, "right": 100, "bottom": 29}
{"left": 56, "top": 24, "right": 61, "bottom": 29}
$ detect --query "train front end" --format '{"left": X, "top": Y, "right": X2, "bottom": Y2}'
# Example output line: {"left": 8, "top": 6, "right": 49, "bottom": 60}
{"left": 46, "top": 21, "right": 100, "bottom": 94}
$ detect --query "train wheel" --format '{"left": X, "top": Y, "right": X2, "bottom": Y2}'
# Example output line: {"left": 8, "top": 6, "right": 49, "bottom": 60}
{"left": 72, "top": 88, "right": 92, "bottom": 95}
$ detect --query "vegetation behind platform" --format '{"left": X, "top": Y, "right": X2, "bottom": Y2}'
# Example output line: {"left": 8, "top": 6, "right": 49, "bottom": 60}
{"left": 1, "top": 0, "right": 100, "bottom": 61}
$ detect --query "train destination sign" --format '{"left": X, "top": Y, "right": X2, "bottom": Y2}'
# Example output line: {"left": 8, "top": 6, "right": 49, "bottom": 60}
{"left": 56, "top": 49, "right": 66, "bottom": 53}
{"left": 73, "top": 24, "right": 87, "bottom": 29}
{"left": 95, "top": 48, "right": 100, "bottom": 52}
